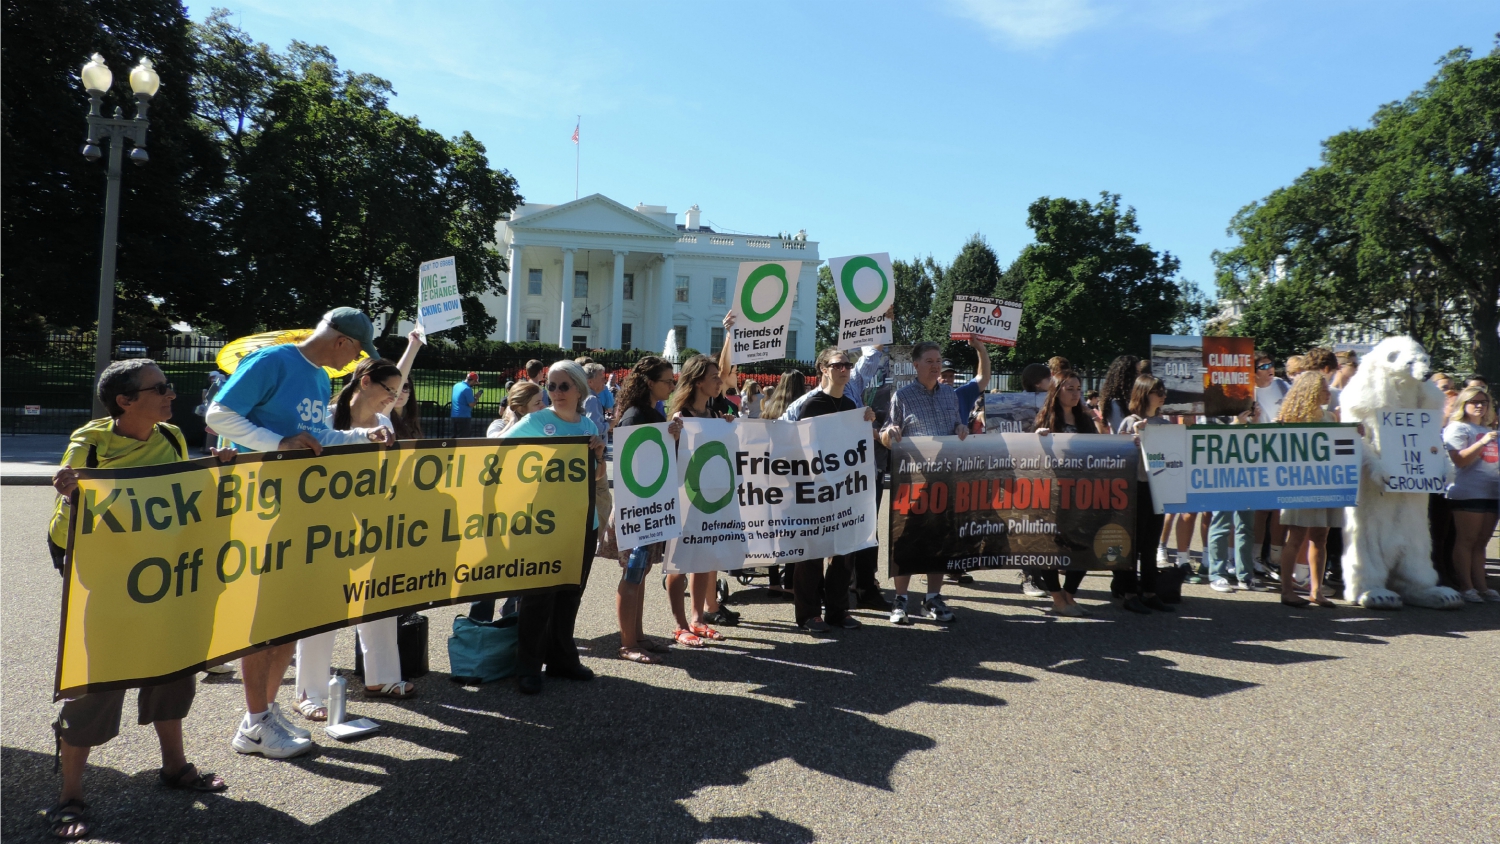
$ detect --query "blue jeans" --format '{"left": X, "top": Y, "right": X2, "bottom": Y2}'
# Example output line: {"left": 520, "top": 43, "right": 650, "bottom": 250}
{"left": 1206, "top": 510, "right": 1255, "bottom": 581}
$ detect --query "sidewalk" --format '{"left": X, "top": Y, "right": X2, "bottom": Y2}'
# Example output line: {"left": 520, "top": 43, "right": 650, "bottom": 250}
{"left": 0, "top": 435, "right": 67, "bottom": 485}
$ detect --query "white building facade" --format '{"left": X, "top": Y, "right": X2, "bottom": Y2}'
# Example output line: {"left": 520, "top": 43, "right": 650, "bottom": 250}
{"left": 480, "top": 194, "right": 819, "bottom": 360}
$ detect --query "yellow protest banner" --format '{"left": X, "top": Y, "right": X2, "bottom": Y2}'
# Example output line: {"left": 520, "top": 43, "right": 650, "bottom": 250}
{"left": 56, "top": 438, "right": 594, "bottom": 699}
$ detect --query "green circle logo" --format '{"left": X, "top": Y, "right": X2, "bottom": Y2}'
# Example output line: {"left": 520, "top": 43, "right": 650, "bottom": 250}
{"left": 839, "top": 256, "right": 888, "bottom": 313}
{"left": 684, "top": 440, "right": 735, "bottom": 513}
{"left": 619, "top": 426, "right": 670, "bottom": 498}
{"left": 739, "top": 264, "right": 790, "bottom": 323}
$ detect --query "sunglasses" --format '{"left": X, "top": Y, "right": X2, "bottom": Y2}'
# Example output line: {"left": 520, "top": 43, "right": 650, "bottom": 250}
{"left": 825, "top": 361, "right": 852, "bottom": 371}
{"left": 545, "top": 382, "right": 572, "bottom": 393}
{"left": 126, "top": 382, "right": 174, "bottom": 396}
{"left": 401, "top": 383, "right": 412, "bottom": 393}
{"left": 1256, "top": 363, "right": 1274, "bottom": 371}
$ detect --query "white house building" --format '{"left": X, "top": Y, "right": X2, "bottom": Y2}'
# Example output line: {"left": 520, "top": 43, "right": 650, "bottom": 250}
{"left": 479, "top": 194, "right": 820, "bottom": 360}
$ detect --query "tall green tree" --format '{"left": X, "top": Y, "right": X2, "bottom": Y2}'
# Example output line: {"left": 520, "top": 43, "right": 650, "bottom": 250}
{"left": 922, "top": 234, "right": 1003, "bottom": 356}
{"left": 1, "top": 0, "right": 225, "bottom": 345}
{"left": 1215, "top": 43, "right": 1500, "bottom": 380}
{"left": 814, "top": 263, "right": 838, "bottom": 352}
{"left": 1005, "top": 192, "right": 1195, "bottom": 369}
{"left": 891, "top": 256, "right": 941, "bottom": 345}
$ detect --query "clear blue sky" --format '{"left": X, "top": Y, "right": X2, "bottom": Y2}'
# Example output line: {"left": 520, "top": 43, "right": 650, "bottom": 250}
{"left": 194, "top": 0, "right": 1497, "bottom": 296}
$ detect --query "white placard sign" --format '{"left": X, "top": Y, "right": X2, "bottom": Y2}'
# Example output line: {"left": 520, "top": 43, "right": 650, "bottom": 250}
{"left": 417, "top": 256, "right": 464, "bottom": 334}
{"left": 949, "top": 295, "right": 1022, "bottom": 346}
{"left": 729, "top": 261, "right": 802, "bottom": 365}
{"left": 829, "top": 253, "right": 894, "bottom": 348}
{"left": 613, "top": 423, "right": 683, "bottom": 546}
{"left": 1377, "top": 408, "right": 1448, "bottom": 493}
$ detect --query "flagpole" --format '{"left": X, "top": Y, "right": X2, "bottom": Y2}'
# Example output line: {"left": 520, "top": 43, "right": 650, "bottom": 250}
{"left": 574, "top": 114, "right": 580, "bottom": 200}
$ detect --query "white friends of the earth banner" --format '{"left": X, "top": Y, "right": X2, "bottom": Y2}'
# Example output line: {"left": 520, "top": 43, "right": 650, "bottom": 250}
{"left": 663, "top": 409, "right": 878, "bottom": 573}
{"left": 612, "top": 422, "right": 683, "bottom": 546}
{"left": 1376, "top": 408, "right": 1447, "bottom": 494}
{"left": 417, "top": 256, "right": 464, "bottom": 334}
{"left": 1138, "top": 423, "right": 1363, "bottom": 514}
{"left": 729, "top": 260, "right": 802, "bottom": 365}
{"left": 829, "top": 253, "right": 894, "bottom": 348}
{"left": 949, "top": 295, "right": 1022, "bottom": 346}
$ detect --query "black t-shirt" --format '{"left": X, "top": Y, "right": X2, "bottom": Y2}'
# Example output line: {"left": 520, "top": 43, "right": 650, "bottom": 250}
{"left": 617, "top": 405, "right": 666, "bottom": 428}
{"left": 678, "top": 395, "right": 735, "bottom": 419}
{"left": 798, "top": 389, "right": 856, "bottom": 419}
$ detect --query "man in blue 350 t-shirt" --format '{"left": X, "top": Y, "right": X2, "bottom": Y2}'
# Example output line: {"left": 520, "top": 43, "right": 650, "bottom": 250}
{"left": 205, "top": 307, "right": 393, "bottom": 759}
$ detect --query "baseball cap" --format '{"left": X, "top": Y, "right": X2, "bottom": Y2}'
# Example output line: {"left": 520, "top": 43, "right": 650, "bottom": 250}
{"left": 324, "top": 307, "right": 378, "bottom": 358}
{"left": 467, "top": 371, "right": 479, "bottom": 381}
{"left": 940, "top": 359, "right": 957, "bottom": 373}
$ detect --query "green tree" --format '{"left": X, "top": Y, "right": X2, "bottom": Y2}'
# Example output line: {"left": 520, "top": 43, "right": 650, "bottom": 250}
{"left": 891, "top": 256, "right": 941, "bottom": 345}
{"left": 1006, "top": 192, "right": 1194, "bottom": 370}
{"left": 2, "top": 0, "right": 226, "bottom": 345}
{"left": 923, "top": 234, "right": 1003, "bottom": 359}
{"left": 814, "top": 263, "right": 838, "bottom": 351}
{"left": 1215, "top": 43, "right": 1500, "bottom": 380}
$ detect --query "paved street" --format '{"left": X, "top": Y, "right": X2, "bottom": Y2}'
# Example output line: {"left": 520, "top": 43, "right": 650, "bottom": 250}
{"left": 3, "top": 485, "right": 1498, "bottom": 843}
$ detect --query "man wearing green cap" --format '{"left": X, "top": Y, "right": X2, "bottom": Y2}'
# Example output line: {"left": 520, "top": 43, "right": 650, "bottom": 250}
{"left": 204, "top": 307, "right": 394, "bottom": 759}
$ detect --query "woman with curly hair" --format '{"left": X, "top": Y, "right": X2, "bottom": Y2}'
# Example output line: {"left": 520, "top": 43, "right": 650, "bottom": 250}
{"left": 1098, "top": 355, "right": 1140, "bottom": 434}
{"left": 1275, "top": 372, "right": 1341, "bottom": 607}
{"left": 611, "top": 357, "right": 682, "bottom": 662}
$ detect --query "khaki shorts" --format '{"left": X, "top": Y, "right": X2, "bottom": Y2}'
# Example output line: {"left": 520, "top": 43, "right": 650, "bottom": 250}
{"left": 55, "top": 675, "right": 196, "bottom": 747}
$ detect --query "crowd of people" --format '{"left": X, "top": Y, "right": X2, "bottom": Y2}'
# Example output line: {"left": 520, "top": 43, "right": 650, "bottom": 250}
{"left": 40, "top": 304, "right": 1498, "bottom": 840}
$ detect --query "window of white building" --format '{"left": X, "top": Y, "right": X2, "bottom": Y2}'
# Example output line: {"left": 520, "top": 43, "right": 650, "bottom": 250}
{"left": 710, "top": 327, "right": 724, "bottom": 355}
{"left": 675, "top": 275, "right": 690, "bottom": 303}
{"left": 621, "top": 323, "right": 633, "bottom": 351}
{"left": 623, "top": 273, "right": 634, "bottom": 300}
{"left": 786, "top": 330, "right": 798, "bottom": 360}
{"left": 673, "top": 325, "right": 687, "bottom": 351}
{"left": 528, "top": 268, "right": 542, "bottom": 296}
{"left": 574, "top": 271, "right": 589, "bottom": 299}
{"left": 712, "top": 277, "right": 727, "bottom": 305}
{"left": 526, "top": 319, "right": 541, "bottom": 342}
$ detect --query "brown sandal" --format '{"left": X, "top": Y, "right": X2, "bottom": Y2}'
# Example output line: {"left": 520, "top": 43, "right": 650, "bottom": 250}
{"left": 619, "top": 646, "right": 661, "bottom": 664}
{"left": 160, "top": 762, "right": 227, "bottom": 793}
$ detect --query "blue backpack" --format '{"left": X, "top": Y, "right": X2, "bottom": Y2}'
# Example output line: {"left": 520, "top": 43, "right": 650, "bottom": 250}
{"left": 446, "top": 614, "right": 518, "bottom": 684}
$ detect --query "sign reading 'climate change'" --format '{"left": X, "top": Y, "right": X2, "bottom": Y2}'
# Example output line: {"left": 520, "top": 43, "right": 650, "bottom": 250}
{"left": 1138, "top": 422, "right": 1363, "bottom": 513}
{"left": 729, "top": 260, "right": 802, "bottom": 365}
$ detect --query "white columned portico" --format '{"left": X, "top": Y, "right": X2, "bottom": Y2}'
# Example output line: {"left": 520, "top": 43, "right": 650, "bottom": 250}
{"left": 505, "top": 243, "right": 524, "bottom": 342}
{"left": 559, "top": 247, "right": 575, "bottom": 348}
{"left": 657, "top": 252, "right": 676, "bottom": 353}
{"left": 610, "top": 250, "right": 627, "bottom": 349}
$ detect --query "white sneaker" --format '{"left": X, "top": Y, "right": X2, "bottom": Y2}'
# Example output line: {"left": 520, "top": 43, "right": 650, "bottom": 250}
{"left": 1292, "top": 564, "right": 1310, "bottom": 588}
{"left": 889, "top": 594, "right": 912, "bottom": 625}
{"left": 919, "top": 595, "right": 955, "bottom": 623}
{"left": 232, "top": 712, "right": 313, "bottom": 758}
{"left": 203, "top": 663, "right": 234, "bottom": 675}
{"left": 1240, "top": 575, "right": 1267, "bottom": 592}
{"left": 1156, "top": 545, "right": 1171, "bottom": 566}
{"left": 1019, "top": 570, "right": 1047, "bottom": 598}
{"left": 1481, "top": 589, "right": 1500, "bottom": 602}
{"left": 1252, "top": 557, "right": 1270, "bottom": 577}
{"left": 1209, "top": 577, "right": 1236, "bottom": 593}
{"left": 269, "top": 701, "right": 312, "bottom": 739}
{"left": 1461, "top": 588, "right": 1485, "bottom": 603}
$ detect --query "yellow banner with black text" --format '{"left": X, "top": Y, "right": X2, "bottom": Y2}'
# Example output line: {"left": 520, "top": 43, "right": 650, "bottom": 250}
{"left": 56, "top": 438, "right": 593, "bottom": 699}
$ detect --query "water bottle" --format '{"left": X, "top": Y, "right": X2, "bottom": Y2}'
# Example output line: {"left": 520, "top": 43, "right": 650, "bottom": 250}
{"left": 327, "top": 671, "right": 347, "bottom": 726}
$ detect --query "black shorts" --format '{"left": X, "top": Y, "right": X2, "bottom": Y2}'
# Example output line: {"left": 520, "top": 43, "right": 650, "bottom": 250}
{"left": 1449, "top": 498, "right": 1499, "bottom": 514}
{"left": 55, "top": 675, "right": 196, "bottom": 747}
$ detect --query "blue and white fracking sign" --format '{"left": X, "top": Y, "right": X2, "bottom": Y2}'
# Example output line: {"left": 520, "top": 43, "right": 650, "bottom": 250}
{"left": 1139, "top": 423, "right": 1363, "bottom": 514}
{"left": 417, "top": 256, "right": 464, "bottom": 334}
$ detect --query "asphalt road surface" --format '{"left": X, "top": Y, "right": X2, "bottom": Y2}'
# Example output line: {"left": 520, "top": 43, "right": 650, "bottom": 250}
{"left": 3, "top": 486, "right": 1498, "bottom": 843}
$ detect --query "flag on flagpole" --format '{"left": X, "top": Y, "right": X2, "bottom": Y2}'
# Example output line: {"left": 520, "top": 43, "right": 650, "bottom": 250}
{"left": 571, "top": 122, "right": 579, "bottom": 144}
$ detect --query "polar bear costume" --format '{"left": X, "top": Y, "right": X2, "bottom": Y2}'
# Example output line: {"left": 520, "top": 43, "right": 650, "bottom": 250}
{"left": 1338, "top": 336, "right": 1463, "bottom": 610}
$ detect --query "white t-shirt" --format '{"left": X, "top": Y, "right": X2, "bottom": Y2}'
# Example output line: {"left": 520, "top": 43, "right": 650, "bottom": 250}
{"left": 1444, "top": 421, "right": 1499, "bottom": 500}
{"left": 375, "top": 413, "right": 394, "bottom": 434}
{"left": 1255, "top": 379, "right": 1290, "bottom": 424}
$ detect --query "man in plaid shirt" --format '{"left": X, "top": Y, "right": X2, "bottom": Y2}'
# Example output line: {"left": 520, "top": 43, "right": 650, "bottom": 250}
{"left": 878, "top": 341, "right": 969, "bottom": 624}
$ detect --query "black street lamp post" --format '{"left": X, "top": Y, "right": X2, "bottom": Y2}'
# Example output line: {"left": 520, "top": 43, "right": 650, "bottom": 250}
{"left": 79, "top": 53, "right": 160, "bottom": 417}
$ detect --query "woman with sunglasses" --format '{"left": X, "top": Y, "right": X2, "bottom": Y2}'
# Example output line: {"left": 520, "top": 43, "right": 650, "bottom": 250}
{"left": 610, "top": 357, "right": 682, "bottom": 663}
{"left": 1444, "top": 386, "right": 1500, "bottom": 602}
{"left": 293, "top": 358, "right": 418, "bottom": 725}
{"left": 498, "top": 361, "right": 607, "bottom": 694}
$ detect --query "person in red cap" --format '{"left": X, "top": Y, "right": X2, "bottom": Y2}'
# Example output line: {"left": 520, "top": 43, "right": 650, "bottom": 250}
{"left": 452, "top": 371, "right": 482, "bottom": 437}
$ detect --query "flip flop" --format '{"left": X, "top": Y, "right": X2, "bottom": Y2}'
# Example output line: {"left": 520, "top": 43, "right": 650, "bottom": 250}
{"left": 45, "top": 799, "right": 89, "bottom": 840}
{"left": 365, "top": 681, "right": 418, "bottom": 699}
{"left": 688, "top": 622, "right": 723, "bottom": 641}
{"left": 160, "top": 762, "right": 227, "bottom": 793}
{"left": 619, "top": 646, "right": 661, "bottom": 664}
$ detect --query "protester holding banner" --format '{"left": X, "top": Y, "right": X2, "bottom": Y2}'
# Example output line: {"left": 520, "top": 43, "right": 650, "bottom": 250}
{"left": 1275, "top": 373, "right": 1343, "bottom": 607}
{"left": 780, "top": 348, "right": 879, "bottom": 632}
{"left": 1443, "top": 386, "right": 1500, "bottom": 602}
{"left": 498, "top": 361, "right": 605, "bottom": 693}
{"left": 1028, "top": 371, "right": 1106, "bottom": 615}
{"left": 612, "top": 357, "right": 682, "bottom": 662}
{"left": 292, "top": 358, "right": 419, "bottom": 723}
{"left": 665, "top": 354, "right": 742, "bottom": 643}
{"left": 204, "top": 307, "right": 393, "bottom": 759}
{"left": 1114, "top": 375, "right": 1174, "bottom": 613}
{"left": 879, "top": 341, "right": 967, "bottom": 624}
{"left": 45, "top": 360, "right": 229, "bottom": 840}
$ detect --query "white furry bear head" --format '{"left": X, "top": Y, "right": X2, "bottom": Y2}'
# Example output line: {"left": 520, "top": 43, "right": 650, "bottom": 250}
{"left": 1366, "top": 336, "right": 1431, "bottom": 384}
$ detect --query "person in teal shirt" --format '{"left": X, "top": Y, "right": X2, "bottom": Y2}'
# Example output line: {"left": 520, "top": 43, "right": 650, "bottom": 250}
{"left": 498, "top": 361, "right": 604, "bottom": 695}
